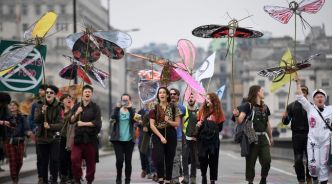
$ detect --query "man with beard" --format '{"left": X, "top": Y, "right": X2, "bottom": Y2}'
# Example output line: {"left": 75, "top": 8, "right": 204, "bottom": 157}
{"left": 170, "top": 88, "right": 186, "bottom": 184}
{"left": 34, "top": 85, "right": 63, "bottom": 184}
{"left": 182, "top": 93, "right": 199, "bottom": 184}
{"left": 29, "top": 84, "right": 47, "bottom": 183}
{"left": 71, "top": 85, "right": 102, "bottom": 184}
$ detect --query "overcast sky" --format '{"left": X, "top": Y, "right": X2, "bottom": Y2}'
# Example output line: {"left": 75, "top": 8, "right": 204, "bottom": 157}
{"left": 102, "top": 0, "right": 332, "bottom": 50}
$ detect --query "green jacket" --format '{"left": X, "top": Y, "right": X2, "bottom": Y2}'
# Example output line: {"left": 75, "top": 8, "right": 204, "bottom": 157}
{"left": 34, "top": 99, "right": 63, "bottom": 144}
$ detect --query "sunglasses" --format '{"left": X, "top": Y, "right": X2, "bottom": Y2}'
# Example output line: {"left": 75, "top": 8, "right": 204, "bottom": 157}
{"left": 170, "top": 93, "right": 178, "bottom": 96}
{"left": 46, "top": 91, "right": 54, "bottom": 95}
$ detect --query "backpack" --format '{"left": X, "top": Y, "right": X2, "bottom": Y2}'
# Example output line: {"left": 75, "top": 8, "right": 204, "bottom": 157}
{"left": 198, "top": 112, "right": 219, "bottom": 141}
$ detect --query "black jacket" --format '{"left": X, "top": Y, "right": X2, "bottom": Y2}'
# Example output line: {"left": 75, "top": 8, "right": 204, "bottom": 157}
{"left": 282, "top": 101, "right": 309, "bottom": 135}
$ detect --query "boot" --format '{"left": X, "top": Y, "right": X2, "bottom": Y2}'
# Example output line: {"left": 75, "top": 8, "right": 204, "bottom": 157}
{"left": 125, "top": 178, "right": 130, "bottom": 184}
{"left": 298, "top": 182, "right": 305, "bottom": 184}
{"left": 307, "top": 178, "right": 313, "bottom": 184}
{"left": 320, "top": 181, "right": 328, "bottom": 184}
{"left": 116, "top": 170, "right": 122, "bottom": 184}
{"left": 259, "top": 177, "right": 267, "bottom": 184}
{"left": 201, "top": 176, "right": 207, "bottom": 184}
{"left": 210, "top": 180, "right": 215, "bottom": 184}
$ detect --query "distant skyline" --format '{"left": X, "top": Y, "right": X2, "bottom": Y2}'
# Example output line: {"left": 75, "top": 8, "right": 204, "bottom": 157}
{"left": 102, "top": 0, "right": 332, "bottom": 50}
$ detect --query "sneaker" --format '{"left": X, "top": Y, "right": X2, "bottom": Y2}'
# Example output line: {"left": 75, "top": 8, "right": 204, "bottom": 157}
{"left": 0, "top": 167, "right": 5, "bottom": 172}
{"left": 147, "top": 174, "right": 154, "bottom": 179}
{"left": 141, "top": 170, "right": 147, "bottom": 178}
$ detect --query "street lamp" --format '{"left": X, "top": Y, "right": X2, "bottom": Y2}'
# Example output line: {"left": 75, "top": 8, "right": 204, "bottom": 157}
{"left": 123, "top": 29, "right": 140, "bottom": 93}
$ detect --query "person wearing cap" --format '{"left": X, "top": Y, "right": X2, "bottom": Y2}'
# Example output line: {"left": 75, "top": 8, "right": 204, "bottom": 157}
{"left": 295, "top": 75, "right": 332, "bottom": 184}
{"left": 28, "top": 84, "right": 47, "bottom": 183}
{"left": 34, "top": 84, "right": 64, "bottom": 184}
{"left": 282, "top": 85, "right": 312, "bottom": 184}
{"left": 70, "top": 85, "right": 102, "bottom": 184}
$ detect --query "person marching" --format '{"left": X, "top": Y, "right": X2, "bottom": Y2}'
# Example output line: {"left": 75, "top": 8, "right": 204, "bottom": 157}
{"left": 295, "top": 75, "right": 332, "bottom": 184}
{"left": 70, "top": 85, "right": 102, "bottom": 184}
{"left": 282, "top": 85, "right": 312, "bottom": 184}
{"left": 182, "top": 93, "right": 199, "bottom": 184}
{"left": 34, "top": 85, "right": 64, "bottom": 184}
{"left": 233, "top": 85, "right": 273, "bottom": 184}
{"left": 196, "top": 92, "right": 225, "bottom": 184}
{"left": 110, "top": 93, "right": 136, "bottom": 184}
{"left": 59, "top": 94, "right": 75, "bottom": 184}
{"left": 149, "top": 87, "right": 182, "bottom": 184}
{"left": 0, "top": 92, "right": 12, "bottom": 172}
{"left": 3, "top": 101, "right": 33, "bottom": 184}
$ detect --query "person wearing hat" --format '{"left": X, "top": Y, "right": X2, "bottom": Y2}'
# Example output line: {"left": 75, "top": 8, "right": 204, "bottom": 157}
{"left": 34, "top": 84, "right": 64, "bottom": 184}
{"left": 29, "top": 84, "right": 47, "bottom": 183}
{"left": 59, "top": 94, "right": 74, "bottom": 184}
{"left": 295, "top": 75, "right": 332, "bottom": 184}
{"left": 282, "top": 85, "right": 312, "bottom": 184}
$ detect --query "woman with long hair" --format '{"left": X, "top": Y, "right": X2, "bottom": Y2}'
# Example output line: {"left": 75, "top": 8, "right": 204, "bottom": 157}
{"left": 196, "top": 92, "right": 225, "bottom": 184}
{"left": 4, "top": 101, "right": 32, "bottom": 184}
{"left": 233, "top": 85, "right": 273, "bottom": 184}
{"left": 149, "top": 87, "right": 181, "bottom": 184}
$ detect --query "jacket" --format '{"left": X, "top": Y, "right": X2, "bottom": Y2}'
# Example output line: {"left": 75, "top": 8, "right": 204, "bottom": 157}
{"left": 34, "top": 99, "right": 63, "bottom": 144}
{"left": 110, "top": 106, "right": 136, "bottom": 142}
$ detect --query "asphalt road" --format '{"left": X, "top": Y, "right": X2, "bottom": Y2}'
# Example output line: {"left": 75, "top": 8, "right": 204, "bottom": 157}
{"left": 4, "top": 143, "right": 327, "bottom": 184}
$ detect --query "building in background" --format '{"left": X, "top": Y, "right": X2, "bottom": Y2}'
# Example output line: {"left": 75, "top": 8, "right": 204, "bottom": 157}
{"left": 0, "top": 0, "right": 126, "bottom": 120}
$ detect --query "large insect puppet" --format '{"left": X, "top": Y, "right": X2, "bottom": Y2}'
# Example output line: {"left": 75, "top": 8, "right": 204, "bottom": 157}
{"left": 129, "top": 39, "right": 210, "bottom": 104}
{"left": 258, "top": 53, "right": 320, "bottom": 82}
{"left": 0, "top": 11, "right": 57, "bottom": 76}
{"left": 192, "top": 16, "right": 263, "bottom": 107}
{"left": 264, "top": 0, "right": 325, "bottom": 57}
{"left": 62, "top": 25, "right": 132, "bottom": 87}
{"left": 66, "top": 26, "right": 132, "bottom": 63}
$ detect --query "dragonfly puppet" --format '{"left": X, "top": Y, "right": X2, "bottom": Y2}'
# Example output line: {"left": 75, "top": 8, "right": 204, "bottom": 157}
{"left": 0, "top": 11, "right": 57, "bottom": 76}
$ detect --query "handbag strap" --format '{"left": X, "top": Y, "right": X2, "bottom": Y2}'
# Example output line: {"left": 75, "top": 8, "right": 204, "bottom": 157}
{"left": 315, "top": 108, "right": 332, "bottom": 131}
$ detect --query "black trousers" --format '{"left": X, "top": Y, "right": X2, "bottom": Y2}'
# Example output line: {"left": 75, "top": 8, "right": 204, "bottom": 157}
{"left": 59, "top": 137, "right": 72, "bottom": 180}
{"left": 112, "top": 141, "right": 135, "bottom": 181}
{"left": 199, "top": 143, "right": 220, "bottom": 181}
{"left": 35, "top": 143, "right": 42, "bottom": 178}
{"left": 292, "top": 133, "right": 311, "bottom": 182}
{"left": 38, "top": 141, "right": 60, "bottom": 183}
{"left": 183, "top": 140, "right": 197, "bottom": 178}
{"left": 152, "top": 127, "right": 177, "bottom": 181}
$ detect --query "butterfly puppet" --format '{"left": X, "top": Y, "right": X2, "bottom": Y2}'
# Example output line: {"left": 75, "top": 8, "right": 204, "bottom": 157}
{"left": 59, "top": 55, "right": 109, "bottom": 88}
{"left": 0, "top": 11, "right": 57, "bottom": 76}
{"left": 264, "top": 0, "right": 325, "bottom": 29}
{"left": 192, "top": 16, "right": 263, "bottom": 107}
{"left": 129, "top": 39, "right": 207, "bottom": 103}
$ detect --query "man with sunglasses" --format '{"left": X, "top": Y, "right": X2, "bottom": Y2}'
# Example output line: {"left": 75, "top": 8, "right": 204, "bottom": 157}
{"left": 282, "top": 85, "right": 312, "bottom": 184}
{"left": 169, "top": 88, "right": 187, "bottom": 184}
{"left": 34, "top": 84, "right": 64, "bottom": 184}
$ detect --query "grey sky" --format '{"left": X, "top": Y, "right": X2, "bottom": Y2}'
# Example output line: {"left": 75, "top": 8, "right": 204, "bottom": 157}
{"left": 104, "top": 0, "right": 331, "bottom": 50}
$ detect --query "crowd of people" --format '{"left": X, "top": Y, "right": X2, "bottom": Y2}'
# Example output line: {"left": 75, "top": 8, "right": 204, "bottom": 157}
{"left": 0, "top": 75, "right": 332, "bottom": 184}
